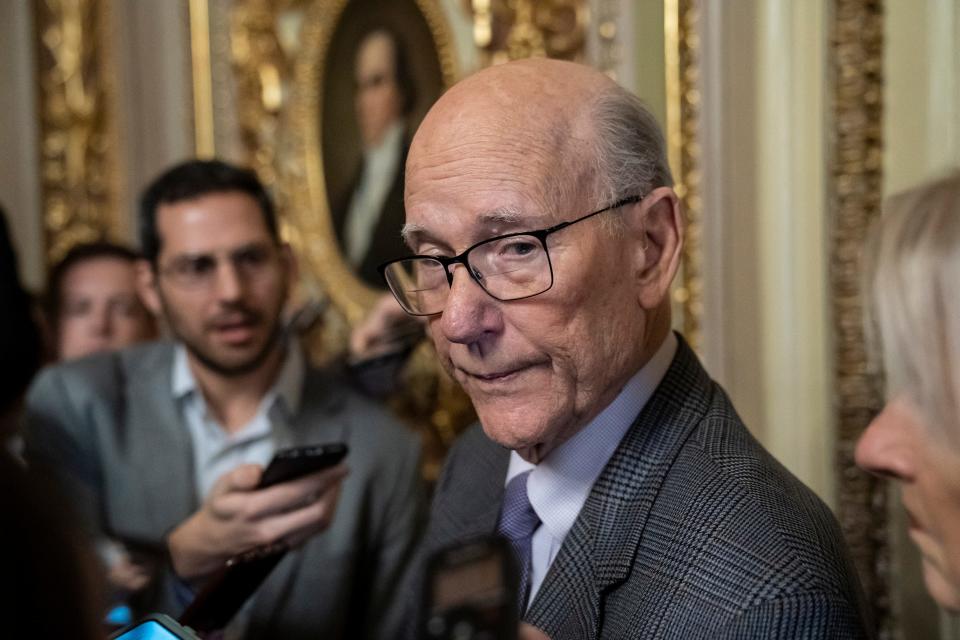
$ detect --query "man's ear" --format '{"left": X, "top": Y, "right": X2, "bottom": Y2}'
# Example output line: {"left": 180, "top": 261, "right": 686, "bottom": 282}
{"left": 135, "top": 259, "right": 163, "bottom": 317}
{"left": 626, "top": 186, "right": 684, "bottom": 309}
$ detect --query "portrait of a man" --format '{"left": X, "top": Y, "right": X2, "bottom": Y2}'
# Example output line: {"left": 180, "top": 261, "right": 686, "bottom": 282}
{"left": 322, "top": 1, "right": 444, "bottom": 289}
{"left": 332, "top": 27, "right": 414, "bottom": 287}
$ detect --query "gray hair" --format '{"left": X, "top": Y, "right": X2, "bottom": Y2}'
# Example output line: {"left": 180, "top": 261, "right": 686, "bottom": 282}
{"left": 590, "top": 86, "right": 674, "bottom": 210}
{"left": 866, "top": 170, "right": 960, "bottom": 441}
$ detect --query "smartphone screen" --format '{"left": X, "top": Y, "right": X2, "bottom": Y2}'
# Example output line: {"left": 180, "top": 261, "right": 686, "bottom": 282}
{"left": 111, "top": 615, "right": 197, "bottom": 640}
{"left": 115, "top": 621, "right": 182, "bottom": 640}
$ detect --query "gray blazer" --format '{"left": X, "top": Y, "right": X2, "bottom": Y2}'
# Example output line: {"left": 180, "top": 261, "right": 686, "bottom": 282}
{"left": 24, "top": 341, "right": 423, "bottom": 640}
{"left": 420, "top": 336, "right": 871, "bottom": 639}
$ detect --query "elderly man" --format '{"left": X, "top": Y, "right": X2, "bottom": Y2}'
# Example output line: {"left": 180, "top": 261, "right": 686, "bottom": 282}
{"left": 382, "top": 59, "right": 869, "bottom": 638}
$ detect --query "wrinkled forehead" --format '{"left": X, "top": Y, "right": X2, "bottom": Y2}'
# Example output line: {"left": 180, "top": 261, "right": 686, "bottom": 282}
{"left": 155, "top": 192, "right": 274, "bottom": 257}
{"left": 403, "top": 107, "right": 594, "bottom": 248}
{"left": 404, "top": 130, "right": 579, "bottom": 252}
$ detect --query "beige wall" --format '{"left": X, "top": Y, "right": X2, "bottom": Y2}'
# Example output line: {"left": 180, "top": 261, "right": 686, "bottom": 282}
{"left": 111, "top": 0, "right": 194, "bottom": 227}
{"left": 0, "top": 1, "right": 42, "bottom": 291}
{"left": 698, "top": 0, "right": 833, "bottom": 505}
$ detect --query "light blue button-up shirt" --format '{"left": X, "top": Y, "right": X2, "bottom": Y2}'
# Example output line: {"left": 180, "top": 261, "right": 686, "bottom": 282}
{"left": 504, "top": 332, "right": 678, "bottom": 606}
{"left": 172, "top": 343, "right": 304, "bottom": 501}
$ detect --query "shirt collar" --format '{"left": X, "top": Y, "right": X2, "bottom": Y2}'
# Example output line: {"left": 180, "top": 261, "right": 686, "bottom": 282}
{"left": 171, "top": 341, "right": 305, "bottom": 417}
{"left": 363, "top": 120, "right": 405, "bottom": 166}
{"left": 505, "top": 332, "right": 678, "bottom": 542}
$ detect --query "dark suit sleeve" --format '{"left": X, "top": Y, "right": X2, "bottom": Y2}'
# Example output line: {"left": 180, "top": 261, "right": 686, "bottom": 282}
{"left": 367, "top": 428, "right": 426, "bottom": 640}
{"left": 713, "top": 593, "right": 869, "bottom": 640}
{"left": 22, "top": 365, "right": 105, "bottom": 537}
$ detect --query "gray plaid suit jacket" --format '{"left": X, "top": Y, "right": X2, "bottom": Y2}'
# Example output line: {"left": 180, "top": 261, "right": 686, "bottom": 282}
{"left": 420, "top": 335, "right": 870, "bottom": 639}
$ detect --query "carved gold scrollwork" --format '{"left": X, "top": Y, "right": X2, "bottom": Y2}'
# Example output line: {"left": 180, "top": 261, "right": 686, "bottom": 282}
{"left": 470, "top": 0, "right": 587, "bottom": 64}
{"left": 229, "top": 0, "right": 310, "bottom": 216}
{"left": 829, "top": 0, "right": 890, "bottom": 636}
{"left": 34, "top": 0, "right": 123, "bottom": 264}
{"left": 665, "top": 0, "right": 703, "bottom": 352}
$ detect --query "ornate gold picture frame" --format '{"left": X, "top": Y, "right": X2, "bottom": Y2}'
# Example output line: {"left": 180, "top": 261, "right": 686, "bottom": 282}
{"left": 282, "top": 0, "right": 458, "bottom": 325}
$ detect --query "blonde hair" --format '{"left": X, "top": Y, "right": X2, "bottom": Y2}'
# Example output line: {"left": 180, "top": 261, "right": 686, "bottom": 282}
{"left": 867, "top": 170, "right": 960, "bottom": 440}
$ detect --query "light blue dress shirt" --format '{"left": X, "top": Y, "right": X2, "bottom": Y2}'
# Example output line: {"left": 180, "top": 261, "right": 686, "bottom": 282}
{"left": 172, "top": 343, "right": 304, "bottom": 501}
{"left": 504, "top": 332, "right": 678, "bottom": 606}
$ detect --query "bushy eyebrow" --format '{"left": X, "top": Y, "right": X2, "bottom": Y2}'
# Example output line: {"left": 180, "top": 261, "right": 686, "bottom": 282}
{"left": 400, "top": 206, "right": 540, "bottom": 251}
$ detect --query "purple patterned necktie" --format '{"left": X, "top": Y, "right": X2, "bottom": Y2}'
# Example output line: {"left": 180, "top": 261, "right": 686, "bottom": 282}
{"left": 496, "top": 470, "right": 541, "bottom": 612}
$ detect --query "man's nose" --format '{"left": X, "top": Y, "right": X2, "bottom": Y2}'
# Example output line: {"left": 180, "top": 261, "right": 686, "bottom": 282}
{"left": 91, "top": 303, "right": 112, "bottom": 336}
{"left": 855, "top": 400, "right": 915, "bottom": 482}
{"left": 213, "top": 260, "right": 245, "bottom": 302}
{"left": 438, "top": 264, "right": 502, "bottom": 346}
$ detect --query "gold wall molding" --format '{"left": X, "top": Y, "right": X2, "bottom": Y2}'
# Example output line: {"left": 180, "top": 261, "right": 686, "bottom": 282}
{"left": 189, "top": 0, "right": 216, "bottom": 158}
{"left": 470, "top": 0, "right": 587, "bottom": 65}
{"left": 665, "top": 0, "right": 703, "bottom": 352}
{"left": 829, "top": 0, "right": 890, "bottom": 635}
{"left": 34, "top": 0, "right": 123, "bottom": 264}
{"left": 229, "top": 0, "right": 312, "bottom": 218}
{"left": 591, "top": 0, "right": 622, "bottom": 79}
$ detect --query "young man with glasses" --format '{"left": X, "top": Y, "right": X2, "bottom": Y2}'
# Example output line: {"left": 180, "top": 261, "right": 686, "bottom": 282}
{"left": 392, "top": 59, "right": 869, "bottom": 639}
{"left": 24, "top": 160, "right": 423, "bottom": 639}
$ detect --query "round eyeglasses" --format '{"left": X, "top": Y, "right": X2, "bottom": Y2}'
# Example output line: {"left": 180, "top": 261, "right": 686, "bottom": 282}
{"left": 378, "top": 195, "right": 642, "bottom": 316}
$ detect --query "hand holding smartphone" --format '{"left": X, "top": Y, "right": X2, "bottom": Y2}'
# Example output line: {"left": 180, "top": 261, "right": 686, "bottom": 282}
{"left": 172, "top": 443, "right": 348, "bottom": 633}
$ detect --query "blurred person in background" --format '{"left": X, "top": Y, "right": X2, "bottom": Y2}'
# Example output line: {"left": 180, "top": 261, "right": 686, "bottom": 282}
{"left": 0, "top": 206, "right": 42, "bottom": 449}
{"left": 24, "top": 160, "right": 422, "bottom": 639}
{"left": 45, "top": 241, "right": 157, "bottom": 361}
{"left": 0, "top": 205, "right": 103, "bottom": 639}
{"left": 856, "top": 171, "right": 960, "bottom": 610}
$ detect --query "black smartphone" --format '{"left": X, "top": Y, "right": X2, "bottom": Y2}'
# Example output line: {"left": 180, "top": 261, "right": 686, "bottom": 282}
{"left": 258, "top": 442, "right": 348, "bottom": 488}
{"left": 110, "top": 613, "right": 200, "bottom": 639}
{"left": 422, "top": 535, "right": 520, "bottom": 640}
{"left": 177, "top": 543, "right": 287, "bottom": 634}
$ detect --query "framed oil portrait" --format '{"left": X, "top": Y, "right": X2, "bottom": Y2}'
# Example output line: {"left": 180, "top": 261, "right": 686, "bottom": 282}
{"left": 283, "top": 0, "right": 460, "bottom": 326}
{"left": 322, "top": 1, "right": 446, "bottom": 289}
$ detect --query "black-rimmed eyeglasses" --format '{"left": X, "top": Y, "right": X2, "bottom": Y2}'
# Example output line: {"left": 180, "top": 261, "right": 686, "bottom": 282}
{"left": 378, "top": 195, "right": 643, "bottom": 316}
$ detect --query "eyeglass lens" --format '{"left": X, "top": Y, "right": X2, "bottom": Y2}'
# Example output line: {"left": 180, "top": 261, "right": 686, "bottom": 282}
{"left": 383, "top": 233, "right": 553, "bottom": 315}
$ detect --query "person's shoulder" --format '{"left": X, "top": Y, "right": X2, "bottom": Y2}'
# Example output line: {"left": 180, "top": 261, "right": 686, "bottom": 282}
{"left": 685, "top": 388, "right": 831, "bottom": 522}
{"left": 301, "top": 365, "right": 419, "bottom": 449}
{"left": 667, "top": 392, "right": 857, "bottom": 594}
{"left": 30, "top": 341, "right": 172, "bottom": 401}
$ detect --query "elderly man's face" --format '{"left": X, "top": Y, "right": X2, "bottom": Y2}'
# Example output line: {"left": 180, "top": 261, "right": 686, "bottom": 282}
{"left": 405, "top": 125, "right": 654, "bottom": 460}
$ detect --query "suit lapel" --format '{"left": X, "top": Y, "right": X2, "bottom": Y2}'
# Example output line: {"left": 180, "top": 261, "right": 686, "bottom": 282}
{"left": 429, "top": 425, "right": 510, "bottom": 553}
{"left": 241, "top": 366, "right": 349, "bottom": 628}
{"left": 120, "top": 345, "right": 198, "bottom": 537}
{"left": 276, "top": 367, "right": 346, "bottom": 447}
{"left": 526, "top": 337, "right": 713, "bottom": 639}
